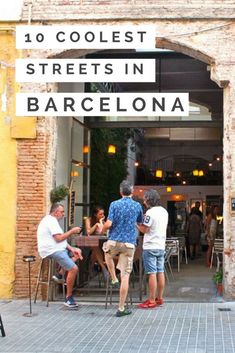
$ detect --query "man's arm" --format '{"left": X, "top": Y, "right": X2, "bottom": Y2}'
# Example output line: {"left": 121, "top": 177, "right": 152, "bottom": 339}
{"left": 137, "top": 223, "right": 150, "bottom": 234}
{"left": 101, "top": 219, "right": 112, "bottom": 234}
{"left": 53, "top": 226, "right": 81, "bottom": 242}
{"left": 67, "top": 243, "right": 83, "bottom": 260}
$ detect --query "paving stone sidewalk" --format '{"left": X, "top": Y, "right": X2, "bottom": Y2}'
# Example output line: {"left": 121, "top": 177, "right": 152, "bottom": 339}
{"left": 0, "top": 300, "right": 235, "bottom": 353}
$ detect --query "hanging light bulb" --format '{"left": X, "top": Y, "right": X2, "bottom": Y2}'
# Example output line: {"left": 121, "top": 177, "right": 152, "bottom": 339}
{"left": 108, "top": 144, "right": 116, "bottom": 154}
{"left": 166, "top": 186, "right": 172, "bottom": 193}
{"left": 155, "top": 169, "right": 163, "bottom": 178}
{"left": 198, "top": 170, "right": 204, "bottom": 177}
{"left": 193, "top": 169, "right": 199, "bottom": 176}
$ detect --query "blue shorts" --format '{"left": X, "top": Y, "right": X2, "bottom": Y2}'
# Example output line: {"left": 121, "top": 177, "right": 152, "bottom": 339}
{"left": 49, "top": 250, "right": 75, "bottom": 271}
{"left": 143, "top": 249, "right": 165, "bottom": 274}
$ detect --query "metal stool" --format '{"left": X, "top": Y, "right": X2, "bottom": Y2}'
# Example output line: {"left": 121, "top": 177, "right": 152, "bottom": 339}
{"left": 23, "top": 255, "right": 37, "bottom": 317}
{"left": 105, "top": 276, "right": 132, "bottom": 309}
{"left": 34, "top": 257, "right": 65, "bottom": 307}
{"left": 0, "top": 314, "right": 6, "bottom": 337}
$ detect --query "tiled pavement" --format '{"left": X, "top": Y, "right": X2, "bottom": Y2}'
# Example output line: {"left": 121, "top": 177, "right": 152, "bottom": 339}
{"left": 1, "top": 299, "right": 235, "bottom": 353}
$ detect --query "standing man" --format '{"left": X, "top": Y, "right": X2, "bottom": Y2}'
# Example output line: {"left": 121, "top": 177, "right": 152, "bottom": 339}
{"left": 102, "top": 180, "right": 143, "bottom": 317}
{"left": 37, "top": 203, "right": 83, "bottom": 308}
{"left": 137, "top": 189, "right": 168, "bottom": 309}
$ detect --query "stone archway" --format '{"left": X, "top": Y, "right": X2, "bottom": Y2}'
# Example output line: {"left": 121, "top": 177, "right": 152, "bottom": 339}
{"left": 14, "top": 21, "right": 235, "bottom": 298}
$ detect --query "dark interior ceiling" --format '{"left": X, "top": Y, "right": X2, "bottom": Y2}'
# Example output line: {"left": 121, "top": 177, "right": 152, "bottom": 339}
{"left": 85, "top": 50, "right": 223, "bottom": 186}
{"left": 85, "top": 50, "right": 223, "bottom": 128}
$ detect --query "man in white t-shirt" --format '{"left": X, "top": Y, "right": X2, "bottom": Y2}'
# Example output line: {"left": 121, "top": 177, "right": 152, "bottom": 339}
{"left": 137, "top": 189, "right": 168, "bottom": 309}
{"left": 37, "top": 203, "right": 83, "bottom": 308}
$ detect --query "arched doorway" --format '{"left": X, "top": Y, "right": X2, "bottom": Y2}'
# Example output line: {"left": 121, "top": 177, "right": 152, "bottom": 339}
{"left": 76, "top": 48, "right": 223, "bottom": 302}
{"left": 15, "top": 24, "right": 234, "bottom": 300}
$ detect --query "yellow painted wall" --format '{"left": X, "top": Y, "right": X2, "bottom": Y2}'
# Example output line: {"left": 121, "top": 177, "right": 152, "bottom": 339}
{"left": 0, "top": 28, "right": 17, "bottom": 297}
{"left": 0, "top": 26, "right": 37, "bottom": 298}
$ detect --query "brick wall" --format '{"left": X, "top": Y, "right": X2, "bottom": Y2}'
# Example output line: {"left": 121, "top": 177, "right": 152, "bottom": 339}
{"left": 15, "top": 130, "right": 48, "bottom": 297}
{"left": 21, "top": 0, "right": 235, "bottom": 21}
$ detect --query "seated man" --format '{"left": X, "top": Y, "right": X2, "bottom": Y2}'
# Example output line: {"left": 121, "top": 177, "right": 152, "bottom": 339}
{"left": 37, "top": 203, "right": 83, "bottom": 308}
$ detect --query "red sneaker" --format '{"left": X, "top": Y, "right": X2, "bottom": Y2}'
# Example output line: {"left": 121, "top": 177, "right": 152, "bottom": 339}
{"left": 138, "top": 300, "right": 158, "bottom": 309}
{"left": 155, "top": 297, "right": 164, "bottom": 306}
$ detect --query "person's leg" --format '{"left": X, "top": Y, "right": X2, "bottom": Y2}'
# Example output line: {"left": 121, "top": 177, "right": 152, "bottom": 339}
{"left": 103, "top": 241, "right": 119, "bottom": 283}
{"left": 190, "top": 245, "right": 194, "bottom": 259}
{"left": 156, "top": 272, "right": 165, "bottom": 300}
{"left": 66, "top": 264, "right": 78, "bottom": 297}
{"left": 156, "top": 250, "right": 165, "bottom": 303}
{"left": 206, "top": 242, "right": 213, "bottom": 266}
{"left": 195, "top": 244, "right": 200, "bottom": 258}
{"left": 50, "top": 250, "right": 79, "bottom": 304}
{"left": 116, "top": 244, "right": 135, "bottom": 314}
{"left": 63, "top": 250, "right": 80, "bottom": 285}
{"left": 93, "top": 248, "right": 107, "bottom": 271}
{"left": 144, "top": 250, "right": 157, "bottom": 302}
{"left": 138, "top": 249, "right": 157, "bottom": 308}
{"left": 148, "top": 273, "right": 157, "bottom": 303}
{"left": 118, "top": 273, "right": 130, "bottom": 310}
{"left": 104, "top": 253, "right": 118, "bottom": 282}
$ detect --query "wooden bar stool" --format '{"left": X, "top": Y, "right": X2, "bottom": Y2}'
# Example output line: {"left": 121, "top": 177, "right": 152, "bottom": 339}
{"left": 0, "top": 314, "right": 6, "bottom": 337}
{"left": 34, "top": 257, "right": 65, "bottom": 307}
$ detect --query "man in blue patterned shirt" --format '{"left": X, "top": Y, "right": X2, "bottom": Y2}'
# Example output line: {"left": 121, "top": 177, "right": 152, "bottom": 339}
{"left": 102, "top": 180, "right": 143, "bottom": 317}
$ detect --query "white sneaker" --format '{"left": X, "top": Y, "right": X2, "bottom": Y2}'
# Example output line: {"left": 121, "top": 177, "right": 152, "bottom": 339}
{"left": 52, "top": 275, "right": 65, "bottom": 284}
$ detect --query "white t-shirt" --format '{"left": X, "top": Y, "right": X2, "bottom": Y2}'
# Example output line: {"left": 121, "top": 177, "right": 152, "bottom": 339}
{"left": 37, "top": 215, "right": 68, "bottom": 258}
{"left": 143, "top": 206, "right": 169, "bottom": 250}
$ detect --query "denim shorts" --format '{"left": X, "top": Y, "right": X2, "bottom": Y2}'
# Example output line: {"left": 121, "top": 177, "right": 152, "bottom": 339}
{"left": 49, "top": 250, "right": 75, "bottom": 271}
{"left": 143, "top": 249, "right": 165, "bottom": 274}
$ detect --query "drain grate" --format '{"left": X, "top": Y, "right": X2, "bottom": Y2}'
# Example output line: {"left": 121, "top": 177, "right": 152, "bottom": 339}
{"left": 218, "top": 308, "right": 231, "bottom": 311}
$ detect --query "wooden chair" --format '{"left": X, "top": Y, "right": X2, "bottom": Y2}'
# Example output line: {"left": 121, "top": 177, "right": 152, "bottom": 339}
{"left": 34, "top": 257, "right": 65, "bottom": 307}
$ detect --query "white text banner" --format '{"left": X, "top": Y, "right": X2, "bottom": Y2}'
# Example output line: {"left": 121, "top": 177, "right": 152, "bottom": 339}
{"left": 16, "top": 25, "right": 156, "bottom": 49}
{"left": 16, "top": 93, "right": 189, "bottom": 117}
{"left": 15, "top": 59, "right": 156, "bottom": 83}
